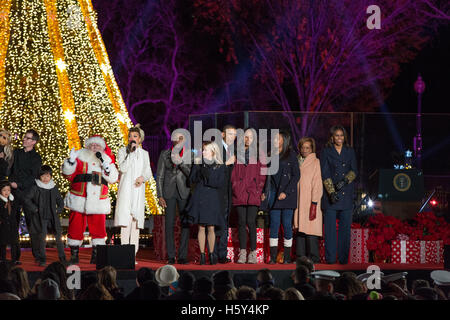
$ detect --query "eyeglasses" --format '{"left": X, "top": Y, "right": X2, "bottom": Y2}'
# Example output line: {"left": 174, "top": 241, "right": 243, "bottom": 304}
{"left": 23, "top": 136, "right": 34, "bottom": 140}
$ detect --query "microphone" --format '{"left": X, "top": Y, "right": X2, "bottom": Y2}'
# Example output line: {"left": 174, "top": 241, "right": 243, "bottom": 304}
{"left": 127, "top": 141, "right": 136, "bottom": 153}
{"left": 95, "top": 151, "right": 104, "bottom": 163}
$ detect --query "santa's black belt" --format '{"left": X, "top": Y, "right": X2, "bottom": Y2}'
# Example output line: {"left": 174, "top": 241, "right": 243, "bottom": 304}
{"left": 73, "top": 173, "right": 107, "bottom": 186}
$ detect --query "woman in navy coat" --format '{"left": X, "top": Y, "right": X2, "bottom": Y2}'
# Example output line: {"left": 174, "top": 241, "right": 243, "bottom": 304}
{"left": 261, "top": 130, "right": 300, "bottom": 264}
{"left": 320, "top": 125, "right": 358, "bottom": 264}
{"left": 187, "top": 141, "right": 225, "bottom": 265}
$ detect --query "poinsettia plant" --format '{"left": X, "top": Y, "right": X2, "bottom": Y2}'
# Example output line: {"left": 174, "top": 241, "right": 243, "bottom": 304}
{"left": 404, "top": 211, "right": 450, "bottom": 241}
{"left": 365, "top": 213, "right": 405, "bottom": 262}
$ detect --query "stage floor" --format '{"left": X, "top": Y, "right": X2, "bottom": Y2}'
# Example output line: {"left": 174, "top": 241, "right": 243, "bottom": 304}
{"left": 5, "top": 247, "right": 445, "bottom": 272}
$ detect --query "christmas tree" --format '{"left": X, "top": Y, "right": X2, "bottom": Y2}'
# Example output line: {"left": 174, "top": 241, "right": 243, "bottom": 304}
{"left": 0, "top": 0, "right": 162, "bottom": 216}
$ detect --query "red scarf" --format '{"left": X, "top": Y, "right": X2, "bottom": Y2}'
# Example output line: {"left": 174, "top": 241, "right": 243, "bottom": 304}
{"left": 171, "top": 146, "right": 184, "bottom": 167}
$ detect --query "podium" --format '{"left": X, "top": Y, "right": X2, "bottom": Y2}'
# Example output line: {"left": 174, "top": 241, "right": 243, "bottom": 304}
{"left": 370, "top": 169, "right": 425, "bottom": 220}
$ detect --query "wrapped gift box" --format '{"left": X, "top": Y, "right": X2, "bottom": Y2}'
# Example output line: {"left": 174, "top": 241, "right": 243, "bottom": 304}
{"left": 391, "top": 240, "right": 444, "bottom": 264}
{"left": 424, "top": 240, "right": 444, "bottom": 264}
{"left": 391, "top": 240, "right": 420, "bottom": 264}
{"left": 349, "top": 228, "right": 369, "bottom": 263}
{"left": 227, "top": 228, "right": 265, "bottom": 263}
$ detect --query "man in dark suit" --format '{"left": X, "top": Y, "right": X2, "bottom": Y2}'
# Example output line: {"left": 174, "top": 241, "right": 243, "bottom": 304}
{"left": 216, "top": 124, "right": 237, "bottom": 263}
{"left": 156, "top": 132, "right": 192, "bottom": 264}
{"left": 9, "top": 129, "right": 42, "bottom": 263}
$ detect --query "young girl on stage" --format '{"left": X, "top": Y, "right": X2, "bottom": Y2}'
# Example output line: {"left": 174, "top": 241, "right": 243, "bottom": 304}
{"left": 187, "top": 141, "right": 225, "bottom": 265}
{"left": 0, "top": 180, "right": 21, "bottom": 264}
{"left": 114, "top": 125, "right": 152, "bottom": 260}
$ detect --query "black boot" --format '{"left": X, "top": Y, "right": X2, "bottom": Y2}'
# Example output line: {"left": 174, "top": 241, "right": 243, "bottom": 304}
{"left": 200, "top": 253, "right": 206, "bottom": 265}
{"left": 269, "top": 246, "right": 277, "bottom": 264}
{"left": 69, "top": 246, "right": 79, "bottom": 265}
{"left": 283, "top": 246, "right": 292, "bottom": 264}
{"left": 90, "top": 246, "right": 97, "bottom": 264}
{"left": 209, "top": 252, "right": 217, "bottom": 265}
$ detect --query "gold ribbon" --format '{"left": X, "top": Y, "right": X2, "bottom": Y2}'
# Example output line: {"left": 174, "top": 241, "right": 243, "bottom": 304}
{"left": 0, "top": 0, "right": 12, "bottom": 112}
{"left": 43, "top": 0, "right": 81, "bottom": 150}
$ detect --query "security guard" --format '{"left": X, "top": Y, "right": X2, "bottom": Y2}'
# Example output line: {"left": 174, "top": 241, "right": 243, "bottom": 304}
{"left": 320, "top": 125, "right": 357, "bottom": 264}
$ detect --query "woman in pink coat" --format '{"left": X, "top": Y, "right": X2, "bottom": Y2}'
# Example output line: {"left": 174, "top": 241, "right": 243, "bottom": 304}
{"left": 293, "top": 137, "right": 323, "bottom": 263}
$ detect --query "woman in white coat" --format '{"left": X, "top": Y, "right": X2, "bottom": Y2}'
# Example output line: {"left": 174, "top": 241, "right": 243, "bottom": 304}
{"left": 114, "top": 125, "right": 152, "bottom": 258}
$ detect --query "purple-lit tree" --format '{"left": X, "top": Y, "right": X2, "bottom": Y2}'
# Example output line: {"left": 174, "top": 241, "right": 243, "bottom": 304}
{"left": 94, "top": 0, "right": 231, "bottom": 142}
{"left": 193, "top": 0, "right": 450, "bottom": 142}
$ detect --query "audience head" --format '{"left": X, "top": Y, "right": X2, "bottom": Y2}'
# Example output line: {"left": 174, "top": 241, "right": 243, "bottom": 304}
{"left": 411, "top": 279, "right": 430, "bottom": 295}
{"left": 212, "top": 271, "right": 235, "bottom": 299}
{"left": 139, "top": 280, "right": 161, "bottom": 300}
{"left": 98, "top": 266, "right": 119, "bottom": 291}
{"left": 38, "top": 278, "right": 60, "bottom": 300}
{"left": 193, "top": 276, "right": 214, "bottom": 298}
{"left": 263, "top": 287, "right": 285, "bottom": 300}
{"left": 178, "top": 272, "right": 195, "bottom": 291}
{"left": 256, "top": 268, "right": 274, "bottom": 288}
{"left": 284, "top": 287, "right": 304, "bottom": 300}
{"left": 294, "top": 265, "right": 310, "bottom": 285}
{"left": 79, "top": 283, "right": 113, "bottom": 300}
{"left": 296, "top": 256, "right": 314, "bottom": 273}
{"left": 236, "top": 286, "right": 256, "bottom": 300}
{"left": 155, "top": 265, "right": 179, "bottom": 287}
{"left": 136, "top": 267, "right": 154, "bottom": 287}
{"left": 334, "top": 274, "right": 365, "bottom": 299}
{"left": 311, "top": 271, "right": 340, "bottom": 295}
{"left": 414, "top": 287, "right": 439, "bottom": 300}
{"left": 9, "top": 267, "right": 30, "bottom": 299}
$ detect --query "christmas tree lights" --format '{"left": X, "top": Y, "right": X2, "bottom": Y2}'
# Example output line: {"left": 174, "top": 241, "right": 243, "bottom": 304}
{"left": 0, "top": 0, "right": 162, "bottom": 217}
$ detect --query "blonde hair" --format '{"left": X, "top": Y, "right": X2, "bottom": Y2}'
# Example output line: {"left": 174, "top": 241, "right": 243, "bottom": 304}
{"left": 97, "top": 266, "right": 119, "bottom": 292}
{"left": 203, "top": 141, "right": 223, "bottom": 164}
{"left": 0, "top": 129, "right": 14, "bottom": 167}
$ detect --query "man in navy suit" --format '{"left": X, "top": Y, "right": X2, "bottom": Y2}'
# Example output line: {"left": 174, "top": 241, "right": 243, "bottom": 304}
{"left": 215, "top": 124, "right": 237, "bottom": 263}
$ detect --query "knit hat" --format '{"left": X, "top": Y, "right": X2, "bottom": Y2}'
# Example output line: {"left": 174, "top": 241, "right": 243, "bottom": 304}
{"left": 155, "top": 265, "right": 179, "bottom": 287}
{"left": 84, "top": 135, "right": 115, "bottom": 164}
{"left": 37, "top": 278, "right": 60, "bottom": 300}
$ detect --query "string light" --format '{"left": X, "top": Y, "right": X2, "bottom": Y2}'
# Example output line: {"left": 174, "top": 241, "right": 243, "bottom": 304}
{"left": 0, "top": 0, "right": 162, "bottom": 217}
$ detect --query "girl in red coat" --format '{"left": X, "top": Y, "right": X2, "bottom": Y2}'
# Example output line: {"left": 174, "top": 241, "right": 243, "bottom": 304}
{"left": 231, "top": 128, "right": 266, "bottom": 264}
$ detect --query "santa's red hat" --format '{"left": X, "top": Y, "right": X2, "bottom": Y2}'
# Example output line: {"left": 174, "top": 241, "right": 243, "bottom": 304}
{"left": 84, "top": 135, "right": 116, "bottom": 164}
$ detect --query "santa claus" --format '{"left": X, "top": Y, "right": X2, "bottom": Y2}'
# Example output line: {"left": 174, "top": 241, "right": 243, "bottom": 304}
{"left": 62, "top": 135, "right": 118, "bottom": 264}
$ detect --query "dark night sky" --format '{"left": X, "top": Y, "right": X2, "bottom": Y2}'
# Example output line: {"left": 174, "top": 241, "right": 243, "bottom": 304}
{"left": 384, "top": 24, "right": 450, "bottom": 114}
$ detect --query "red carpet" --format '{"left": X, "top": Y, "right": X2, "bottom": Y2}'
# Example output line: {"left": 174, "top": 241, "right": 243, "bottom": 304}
{"left": 5, "top": 248, "right": 445, "bottom": 272}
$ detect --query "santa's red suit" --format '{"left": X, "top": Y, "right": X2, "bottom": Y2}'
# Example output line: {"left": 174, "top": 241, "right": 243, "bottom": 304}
{"left": 62, "top": 135, "right": 118, "bottom": 264}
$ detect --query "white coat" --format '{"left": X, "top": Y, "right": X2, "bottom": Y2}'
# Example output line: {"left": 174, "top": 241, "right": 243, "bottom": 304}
{"left": 114, "top": 146, "right": 152, "bottom": 229}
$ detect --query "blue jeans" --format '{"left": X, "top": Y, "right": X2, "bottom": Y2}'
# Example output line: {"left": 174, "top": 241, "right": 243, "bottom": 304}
{"left": 269, "top": 209, "right": 294, "bottom": 241}
{"left": 324, "top": 208, "right": 352, "bottom": 264}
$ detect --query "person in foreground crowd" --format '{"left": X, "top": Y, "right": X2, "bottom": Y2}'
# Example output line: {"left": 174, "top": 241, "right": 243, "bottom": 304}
{"left": 294, "top": 137, "right": 322, "bottom": 263}
{"left": 320, "top": 125, "right": 357, "bottom": 264}
{"left": 187, "top": 141, "right": 225, "bottom": 265}
{"left": 114, "top": 125, "right": 152, "bottom": 260}
{"left": 231, "top": 128, "right": 266, "bottom": 264}
{"left": 261, "top": 130, "right": 300, "bottom": 264}
{"left": 23, "top": 165, "right": 66, "bottom": 266}
{"left": 62, "top": 135, "right": 118, "bottom": 264}
{"left": 156, "top": 131, "right": 192, "bottom": 264}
